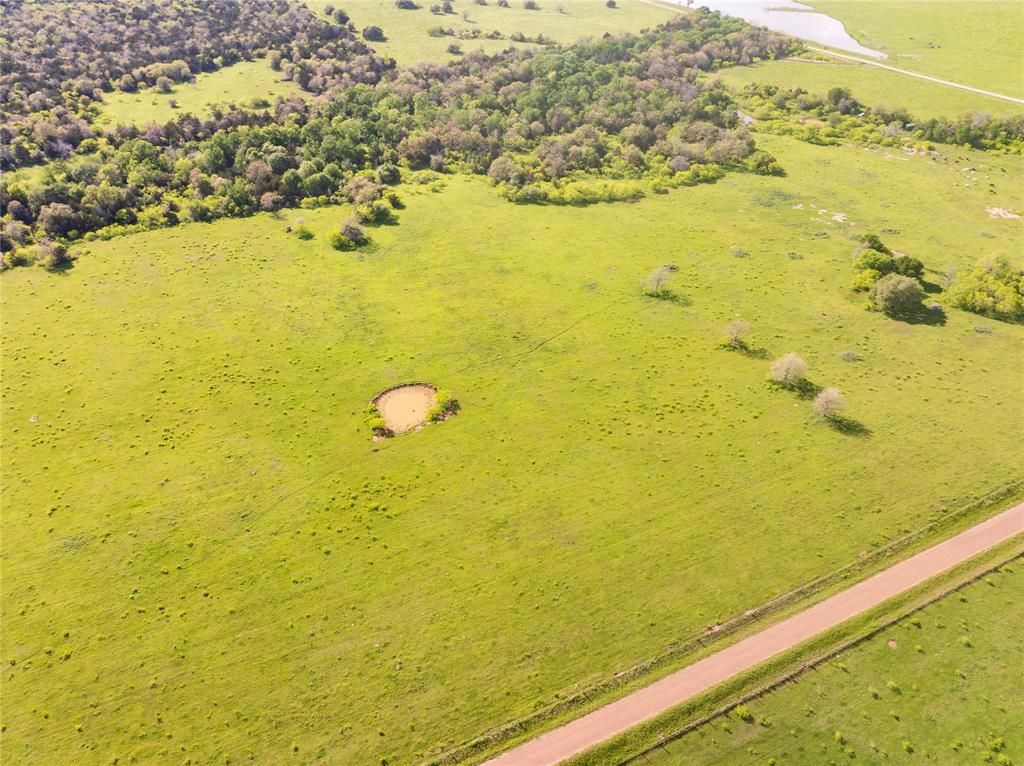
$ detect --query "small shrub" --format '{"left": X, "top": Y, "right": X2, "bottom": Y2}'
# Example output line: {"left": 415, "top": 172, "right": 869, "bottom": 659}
{"left": 642, "top": 266, "right": 674, "bottom": 299}
{"left": 855, "top": 249, "right": 894, "bottom": 274}
{"left": 861, "top": 232, "right": 892, "bottom": 254}
{"left": 769, "top": 353, "right": 807, "bottom": 387}
{"left": 330, "top": 232, "right": 356, "bottom": 250}
{"left": 366, "top": 405, "right": 392, "bottom": 438}
{"left": 733, "top": 704, "right": 754, "bottom": 723}
{"left": 36, "top": 240, "right": 72, "bottom": 271}
{"left": 813, "top": 387, "right": 845, "bottom": 420}
{"left": 376, "top": 163, "right": 401, "bottom": 184}
{"left": 427, "top": 389, "right": 457, "bottom": 422}
{"left": 720, "top": 317, "right": 749, "bottom": 349}
{"left": 840, "top": 351, "right": 862, "bottom": 362}
{"left": 869, "top": 274, "right": 925, "bottom": 316}
{"left": 355, "top": 201, "right": 395, "bottom": 225}
{"left": 293, "top": 225, "right": 314, "bottom": 240}
{"left": 363, "top": 25, "right": 385, "bottom": 41}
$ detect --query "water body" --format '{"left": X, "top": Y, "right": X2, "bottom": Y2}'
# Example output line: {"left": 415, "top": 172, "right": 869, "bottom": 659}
{"left": 681, "top": 1, "right": 886, "bottom": 59}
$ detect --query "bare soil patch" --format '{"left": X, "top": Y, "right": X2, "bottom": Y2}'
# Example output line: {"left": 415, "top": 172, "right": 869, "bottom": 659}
{"left": 374, "top": 384, "right": 437, "bottom": 434}
{"left": 986, "top": 207, "right": 1021, "bottom": 219}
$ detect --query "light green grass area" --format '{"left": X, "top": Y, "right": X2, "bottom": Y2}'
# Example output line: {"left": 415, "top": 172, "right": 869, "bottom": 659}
{"left": 809, "top": 0, "right": 1024, "bottom": 98}
{"left": 2, "top": 135, "right": 1023, "bottom": 764}
{"left": 307, "top": 0, "right": 680, "bottom": 64}
{"left": 98, "top": 60, "right": 306, "bottom": 127}
{"left": 646, "top": 562, "right": 1024, "bottom": 765}
{"left": 711, "top": 58, "right": 1024, "bottom": 120}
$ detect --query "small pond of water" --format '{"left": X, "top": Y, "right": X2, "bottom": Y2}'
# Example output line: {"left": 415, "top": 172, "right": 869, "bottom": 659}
{"left": 679, "top": 1, "right": 886, "bottom": 59}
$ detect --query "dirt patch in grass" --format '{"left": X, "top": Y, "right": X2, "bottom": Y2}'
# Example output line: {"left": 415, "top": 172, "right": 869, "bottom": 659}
{"left": 986, "top": 207, "right": 1020, "bottom": 219}
{"left": 373, "top": 384, "right": 437, "bottom": 434}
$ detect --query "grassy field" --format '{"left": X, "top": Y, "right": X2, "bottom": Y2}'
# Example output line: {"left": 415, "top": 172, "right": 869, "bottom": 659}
{"left": 809, "top": 0, "right": 1024, "bottom": 98}
{"left": 98, "top": 60, "right": 305, "bottom": 127}
{"left": 711, "top": 58, "right": 1024, "bottom": 120}
{"left": 3, "top": 130, "right": 1022, "bottom": 764}
{"left": 305, "top": 0, "right": 680, "bottom": 64}
{"left": 645, "top": 561, "right": 1024, "bottom": 765}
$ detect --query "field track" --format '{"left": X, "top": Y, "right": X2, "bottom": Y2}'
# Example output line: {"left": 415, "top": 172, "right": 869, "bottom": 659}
{"left": 483, "top": 502, "right": 1024, "bottom": 765}
{"left": 807, "top": 47, "right": 1024, "bottom": 104}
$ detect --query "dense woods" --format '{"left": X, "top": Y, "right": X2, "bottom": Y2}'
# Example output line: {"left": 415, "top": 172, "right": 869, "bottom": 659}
{"left": 1, "top": 6, "right": 796, "bottom": 266}
{"left": 0, "top": 0, "right": 387, "bottom": 168}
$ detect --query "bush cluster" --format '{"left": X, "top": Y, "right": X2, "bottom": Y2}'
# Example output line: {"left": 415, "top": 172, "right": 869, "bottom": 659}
{"left": 851, "top": 233, "right": 924, "bottom": 291}
{"left": 948, "top": 255, "right": 1024, "bottom": 322}
{"left": 731, "top": 83, "right": 1024, "bottom": 153}
{"left": 426, "top": 389, "right": 458, "bottom": 422}
{"left": 365, "top": 404, "right": 392, "bottom": 438}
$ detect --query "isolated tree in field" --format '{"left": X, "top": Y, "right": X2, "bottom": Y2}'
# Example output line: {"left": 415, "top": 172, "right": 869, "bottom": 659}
{"left": 363, "top": 25, "right": 385, "bottom": 41}
{"left": 643, "top": 266, "right": 673, "bottom": 298}
{"left": 607, "top": 0, "right": 617, "bottom": 6}
{"left": 813, "top": 387, "right": 845, "bottom": 421}
{"left": 333, "top": 8, "right": 350, "bottom": 24}
{"left": 722, "top": 317, "right": 749, "bottom": 348}
{"left": 869, "top": 273, "right": 925, "bottom": 316}
{"left": 769, "top": 352, "right": 807, "bottom": 386}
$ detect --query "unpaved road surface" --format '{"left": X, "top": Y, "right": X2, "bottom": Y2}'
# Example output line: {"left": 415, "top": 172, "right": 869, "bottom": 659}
{"left": 483, "top": 502, "right": 1024, "bottom": 765}
{"left": 807, "top": 47, "right": 1024, "bottom": 104}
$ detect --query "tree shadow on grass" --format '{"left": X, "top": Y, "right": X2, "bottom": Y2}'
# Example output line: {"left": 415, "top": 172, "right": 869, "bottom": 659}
{"left": 720, "top": 340, "right": 770, "bottom": 359}
{"left": 644, "top": 290, "right": 693, "bottom": 307}
{"left": 824, "top": 415, "right": 872, "bottom": 437}
{"left": 886, "top": 304, "right": 947, "bottom": 326}
{"left": 770, "top": 378, "right": 822, "bottom": 400}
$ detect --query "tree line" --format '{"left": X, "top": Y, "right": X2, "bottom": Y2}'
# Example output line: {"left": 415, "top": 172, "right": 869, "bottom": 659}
{"left": 2, "top": 9, "right": 797, "bottom": 267}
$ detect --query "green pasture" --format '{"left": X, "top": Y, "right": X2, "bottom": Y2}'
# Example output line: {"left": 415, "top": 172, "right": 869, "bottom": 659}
{"left": 809, "top": 0, "right": 1024, "bottom": 98}
{"left": 647, "top": 562, "right": 1024, "bottom": 765}
{"left": 2, "top": 133, "right": 1023, "bottom": 764}
{"left": 98, "top": 60, "right": 305, "bottom": 127}
{"left": 306, "top": 0, "right": 680, "bottom": 64}
{"left": 711, "top": 58, "right": 1024, "bottom": 121}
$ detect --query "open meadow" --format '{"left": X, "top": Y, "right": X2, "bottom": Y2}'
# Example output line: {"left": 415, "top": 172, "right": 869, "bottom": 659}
{"left": 645, "top": 561, "right": 1024, "bottom": 765}
{"left": 303, "top": 0, "right": 680, "bottom": 64}
{"left": 3, "top": 129, "right": 1023, "bottom": 763}
{"left": 808, "top": 0, "right": 1024, "bottom": 97}
{"left": 98, "top": 60, "right": 306, "bottom": 127}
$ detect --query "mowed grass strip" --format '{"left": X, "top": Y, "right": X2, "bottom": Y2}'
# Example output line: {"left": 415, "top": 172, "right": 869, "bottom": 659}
{"left": 643, "top": 561, "right": 1024, "bottom": 765}
{"left": 98, "top": 59, "right": 306, "bottom": 127}
{"left": 306, "top": 0, "right": 680, "bottom": 65}
{"left": 2, "top": 135, "right": 1022, "bottom": 764}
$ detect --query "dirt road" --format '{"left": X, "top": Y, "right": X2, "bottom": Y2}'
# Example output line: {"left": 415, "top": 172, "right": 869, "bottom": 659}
{"left": 807, "top": 47, "right": 1024, "bottom": 105}
{"left": 483, "top": 502, "right": 1024, "bottom": 765}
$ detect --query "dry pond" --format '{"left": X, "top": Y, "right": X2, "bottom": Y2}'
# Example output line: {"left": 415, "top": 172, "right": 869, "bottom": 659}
{"left": 373, "top": 384, "right": 438, "bottom": 434}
